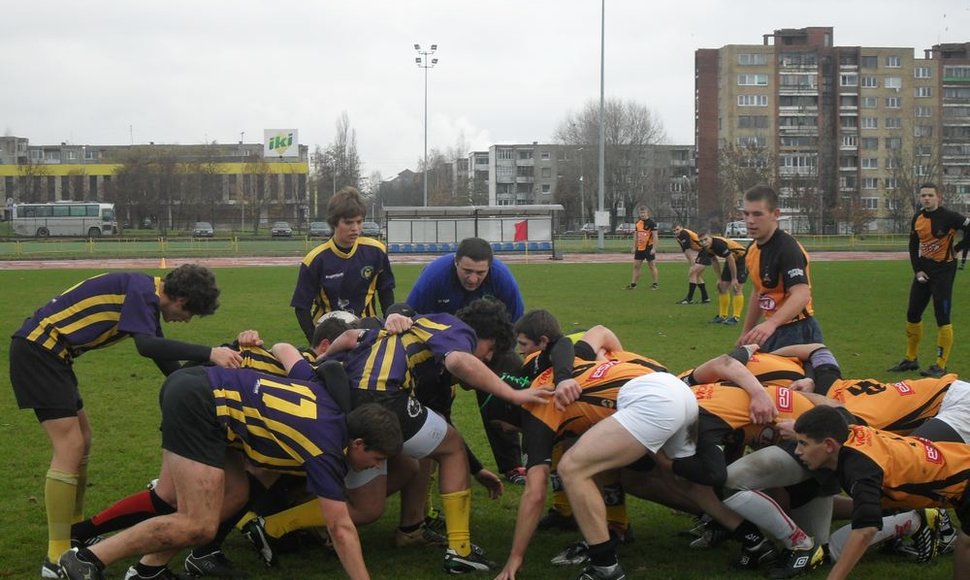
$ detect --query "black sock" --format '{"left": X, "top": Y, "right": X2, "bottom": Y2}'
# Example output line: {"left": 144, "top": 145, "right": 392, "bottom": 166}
{"left": 399, "top": 522, "right": 422, "bottom": 533}
{"left": 75, "top": 548, "right": 105, "bottom": 570}
{"left": 133, "top": 562, "right": 168, "bottom": 578}
{"left": 587, "top": 538, "right": 618, "bottom": 568}
{"left": 699, "top": 283, "right": 709, "bottom": 300}
{"left": 687, "top": 283, "right": 697, "bottom": 300}
{"left": 733, "top": 520, "right": 764, "bottom": 549}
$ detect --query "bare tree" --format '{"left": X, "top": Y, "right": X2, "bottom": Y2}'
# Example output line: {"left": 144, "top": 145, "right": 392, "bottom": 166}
{"left": 555, "top": 98, "right": 667, "bottom": 225}
{"left": 16, "top": 160, "right": 50, "bottom": 203}
{"left": 243, "top": 152, "right": 271, "bottom": 235}
{"left": 716, "top": 142, "right": 775, "bottom": 228}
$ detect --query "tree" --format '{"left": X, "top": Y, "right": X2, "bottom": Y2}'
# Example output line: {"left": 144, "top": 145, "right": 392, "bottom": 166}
{"left": 886, "top": 135, "right": 944, "bottom": 233}
{"left": 555, "top": 98, "right": 667, "bottom": 225}
{"left": 716, "top": 142, "right": 775, "bottom": 229}
{"left": 16, "top": 160, "right": 50, "bottom": 203}
{"left": 243, "top": 152, "right": 271, "bottom": 235}
{"left": 309, "top": 112, "right": 363, "bottom": 217}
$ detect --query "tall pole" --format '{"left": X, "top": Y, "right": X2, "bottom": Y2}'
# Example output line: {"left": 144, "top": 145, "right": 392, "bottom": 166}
{"left": 597, "top": 0, "right": 606, "bottom": 249}
{"left": 415, "top": 44, "right": 438, "bottom": 207}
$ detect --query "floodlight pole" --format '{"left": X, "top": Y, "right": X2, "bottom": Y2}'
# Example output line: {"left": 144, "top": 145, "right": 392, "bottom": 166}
{"left": 597, "top": 0, "right": 606, "bottom": 250}
{"left": 415, "top": 43, "right": 439, "bottom": 207}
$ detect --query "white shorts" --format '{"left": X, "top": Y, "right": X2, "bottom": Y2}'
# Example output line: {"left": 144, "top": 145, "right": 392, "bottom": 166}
{"left": 344, "top": 461, "right": 387, "bottom": 489}
{"left": 937, "top": 379, "right": 970, "bottom": 443}
{"left": 402, "top": 407, "right": 449, "bottom": 459}
{"left": 613, "top": 372, "right": 698, "bottom": 459}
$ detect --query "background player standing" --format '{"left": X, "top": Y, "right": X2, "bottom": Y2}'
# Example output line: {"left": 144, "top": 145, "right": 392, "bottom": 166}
{"left": 699, "top": 232, "right": 747, "bottom": 325}
{"left": 673, "top": 224, "right": 710, "bottom": 304}
{"left": 625, "top": 206, "right": 659, "bottom": 290}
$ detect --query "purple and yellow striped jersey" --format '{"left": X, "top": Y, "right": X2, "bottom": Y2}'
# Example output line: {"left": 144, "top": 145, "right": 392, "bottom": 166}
{"left": 291, "top": 237, "right": 394, "bottom": 319}
{"left": 13, "top": 272, "right": 162, "bottom": 362}
{"left": 203, "top": 366, "right": 349, "bottom": 500}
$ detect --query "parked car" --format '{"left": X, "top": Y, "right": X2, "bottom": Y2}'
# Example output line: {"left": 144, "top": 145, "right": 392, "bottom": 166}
{"left": 579, "top": 223, "right": 599, "bottom": 234}
{"left": 192, "top": 222, "right": 214, "bottom": 238}
{"left": 724, "top": 220, "right": 748, "bottom": 238}
{"left": 615, "top": 223, "right": 636, "bottom": 235}
{"left": 361, "top": 221, "right": 382, "bottom": 239}
{"left": 308, "top": 221, "right": 332, "bottom": 238}
{"left": 271, "top": 221, "right": 293, "bottom": 237}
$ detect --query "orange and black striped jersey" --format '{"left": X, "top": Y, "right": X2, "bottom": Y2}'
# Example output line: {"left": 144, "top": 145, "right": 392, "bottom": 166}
{"left": 679, "top": 352, "right": 807, "bottom": 388}
{"left": 676, "top": 228, "right": 703, "bottom": 252}
{"left": 910, "top": 207, "right": 970, "bottom": 268}
{"left": 705, "top": 236, "right": 747, "bottom": 262}
{"left": 838, "top": 426, "right": 970, "bottom": 529}
{"left": 692, "top": 383, "right": 815, "bottom": 446}
{"left": 827, "top": 375, "right": 956, "bottom": 435}
{"left": 746, "top": 229, "right": 814, "bottom": 322}
{"left": 635, "top": 218, "right": 657, "bottom": 251}
{"left": 522, "top": 359, "right": 657, "bottom": 467}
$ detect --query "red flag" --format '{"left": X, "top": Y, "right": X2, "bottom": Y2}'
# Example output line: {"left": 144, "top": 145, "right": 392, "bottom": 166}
{"left": 514, "top": 220, "right": 528, "bottom": 241}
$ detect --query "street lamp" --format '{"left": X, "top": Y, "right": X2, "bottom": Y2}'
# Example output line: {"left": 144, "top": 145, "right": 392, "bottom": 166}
{"left": 415, "top": 43, "right": 438, "bottom": 207}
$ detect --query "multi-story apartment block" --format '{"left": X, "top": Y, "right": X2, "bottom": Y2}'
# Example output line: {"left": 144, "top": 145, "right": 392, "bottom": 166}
{"left": 0, "top": 138, "right": 309, "bottom": 230}
{"left": 696, "top": 27, "right": 970, "bottom": 233}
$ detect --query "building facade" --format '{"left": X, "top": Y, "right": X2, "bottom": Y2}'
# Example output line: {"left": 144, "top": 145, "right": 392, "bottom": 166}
{"left": 696, "top": 27, "right": 970, "bottom": 233}
{"left": 0, "top": 138, "right": 309, "bottom": 232}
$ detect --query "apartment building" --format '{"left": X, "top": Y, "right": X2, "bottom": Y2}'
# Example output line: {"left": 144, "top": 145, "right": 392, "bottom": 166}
{"left": 696, "top": 27, "right": 970, "bottom": 233}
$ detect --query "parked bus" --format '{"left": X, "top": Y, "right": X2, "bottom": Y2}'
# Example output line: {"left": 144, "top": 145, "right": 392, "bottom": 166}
{"left": 11, "top": 201, "right": 118, "bottom": 237}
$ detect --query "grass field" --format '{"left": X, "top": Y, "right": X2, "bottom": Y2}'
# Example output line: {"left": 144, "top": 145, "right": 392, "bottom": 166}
{"left": 0, "top": 259, "right": 965, "bottom": 579}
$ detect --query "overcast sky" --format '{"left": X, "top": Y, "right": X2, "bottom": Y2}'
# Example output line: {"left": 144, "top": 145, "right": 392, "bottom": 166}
{"left": 4, "top": 1, "right": 969, "bottom": 179}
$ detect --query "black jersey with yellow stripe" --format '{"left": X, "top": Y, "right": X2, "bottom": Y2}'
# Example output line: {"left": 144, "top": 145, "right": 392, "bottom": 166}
{"left": 910, "top": 207, "right": 970, "bottom": 269}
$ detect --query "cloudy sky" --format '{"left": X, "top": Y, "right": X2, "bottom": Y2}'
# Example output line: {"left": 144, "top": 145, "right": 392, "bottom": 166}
{"left": 4, "top": 1, "right": 969, "bottom": 178}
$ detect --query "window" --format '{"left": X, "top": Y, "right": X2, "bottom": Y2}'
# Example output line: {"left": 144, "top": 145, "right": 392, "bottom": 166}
{"left": 516, "top": 165, "right": 532, "bottom": 177}
{"left": 861, "top": 55, "right": 878, "bottom": 69}
{"left": 861, "top": 96, "right": 878, "bottom": 108}
{"left": 885, "top": 96, "right": 901, "bottom": 108}
{"left": 885, "top": 177, "right": 898, "bottom": 189}
{"left": 915, "top": 106, "right": 933, "bottom": 117}
{"left": 916, "top": 144, "right": 933, "bottom": 156}
{"left": 29, "top": 149, "right": 42, "bottom": 160}
{"left": 885, "top": 117, "right": 902, "bottom": 129}
{"left": 887, "top": 157, "right": 900, "bottom": 169}
{"left": 738, "top": 115, "right": 769, "bottom": 128}
{"left": 885, "top": 137, "right": 903, "bottom": 150}
{"left": 841, "top": 95, "right": 858, "bottom": 107}
{"left": 840, "top": 116, "right": 858, "bottom": 129}
{"left": 497, "top": 166, "right": 514, "bottom": 180}
{"left": 541, "top": 184, "right": 551, "bottom": 193}
{"left": 861, "top": 158, "right": 879, "bottom": 169}
{"left": 861, "top": 76, "right": 878, "bottom": 88}
{"left": 862, "top": 178, "right": 879, "bottom": 190}
{"left": 884, "top": 77, "right": 902, "bottom": 89}
{"left": 839, "top": 156, "right": 859, "bottom": 169}
{"left": 840, "top": 73, "right": 858, "bottom": 87}
{"left": 779, "top": 135, "right": 816, "bottom": 147}
{"left": 737, "top": 136, "right": 767, "bottom": 147}
{"left": 862, "top": 197, "right": 879, "bottom": 209}
{"left": 841, "top": 135, "right": 858, "bottom": 147}
{"left": 914, "top": 67, "right": 932, "bottom": 79}
{"left": 540, "top": 167, "right": 551, "bottom": 178}
{"left": 45, "top": 151, "right": 60, "bottom": 162}
{"left": 915, "top": 86, "right": 932, "bottom": 98}
{"left": 517, "top": 150, "right": 532, "bottom": 160}
{"left": 886, "top": 55, "right": 901, "bottom": 68}
{"left": 496, "top": 148, "right": 513, "bottom": 160}
{"left": 738, "top": 53, "right": 768, "bottom": 66}
{"left": 738, "top": 74, "right": 768, "bottom": 86}
{"left": 540, "top": 152, "right": 550, "bottom": 160}
{"left": 737, "top": 94, "right": 768, "bottom": 106}
{"left": 861, "top": 137, "right": 879, "bottom": 150}
{"left": 84, "top": 150, "right": 96, "bottom": 161}
{"left": 944, "top": 66, "right": 970, "bottom": 79}
{"left": 861, "top": 117, "right": 878, "bottom": 129}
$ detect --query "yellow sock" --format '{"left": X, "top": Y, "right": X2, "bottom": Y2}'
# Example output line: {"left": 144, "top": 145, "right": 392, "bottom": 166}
{"left": 718, "top": 294, "right": 730, "bottom": 318}
{"left": 264, "top": 499, "right": 324, "bottom": 539}
{"left": 906, "top": 321, "right": 923, "bottom": 361}
{"left": 46, "top": 469, "right": 78, "bottom": 561}
{"left": 235, "top": 511, "right": 258, "bottom": 530}
{"left": 72, "top": 456, "right": 88, "bottom": 524}
{"left": 440, "top": 489, "right": 471, "bottom": 557}
{"left": 938, "top": 324, "right": 954, "bottom": 368}
{"left": 733, "top": 294, "right": 745, "bottom": 318}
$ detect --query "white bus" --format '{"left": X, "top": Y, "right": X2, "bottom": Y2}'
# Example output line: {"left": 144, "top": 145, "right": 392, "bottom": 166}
{"left": 11, "top": 201, "right": 118, "bottom": 237}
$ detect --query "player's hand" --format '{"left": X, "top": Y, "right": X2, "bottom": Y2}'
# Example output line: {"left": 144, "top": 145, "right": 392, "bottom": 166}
{"left": 494, "top": 558, "right": 523, "bottom": 580}
{"left": 236, "top": 329, "right": 263, "bottom": 347}
{"left": 738, "top": 320, "right": 778, "bottom": 347}
{"left": 790, "top": 378, "right": 815, "bottom": 392}
{"left": 732, "top": 280, "right": 742, "bottom": 294}
{"left": 383, "top": 313, "right": 413, "bottom": 334}
{"left": 748, "top": 389, "right": 778, "bottom": 424}
{"left": 511, "top": 388, "right": 552, "bottom": 407}
{"left": 210, "top": 346, "right": 243, "bottom": 368}
{"left": 916, "top": 271, "right": 929, "bottom": 283}
{"left": 553, "top": 378, "right": 582, "bottom": 411}
{"left": 775, "top": 419, "right": 796, "bottom": 440}
{"left": 474, "top": 469, "right": 504, "bottom": 499}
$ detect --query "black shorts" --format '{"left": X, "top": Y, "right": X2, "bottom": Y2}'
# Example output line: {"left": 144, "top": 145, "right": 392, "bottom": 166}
{"left": 9, "top": 337, "right": 82, "bottom": 416}
{"left": 694, "top": 252, "right": 712, "bottom": 266}
{"left": 350, "top": 388, "right": 429, "bottom": 441}
{"left": 719, "top": 259, "right": 749, "bottom": 284}
{"left": 634, "top": 247, "right": 655, "bottom": 262}
{"left": 159, "top": 367, "right": 227, "bottom": 469}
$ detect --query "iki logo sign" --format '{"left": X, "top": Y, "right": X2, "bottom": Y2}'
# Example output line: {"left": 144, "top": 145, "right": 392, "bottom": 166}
{"left": 263, "top": 129, "right": 299, "bottom": 157}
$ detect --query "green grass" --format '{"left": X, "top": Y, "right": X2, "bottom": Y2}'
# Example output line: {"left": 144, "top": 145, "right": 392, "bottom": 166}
{"left": 0, "top": 260, "right": 964, "bottom": 579}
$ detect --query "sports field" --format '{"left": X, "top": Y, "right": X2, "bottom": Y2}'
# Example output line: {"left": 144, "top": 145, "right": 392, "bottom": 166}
{"left": 0, "top": 259, "right": 965, "bottom": 579}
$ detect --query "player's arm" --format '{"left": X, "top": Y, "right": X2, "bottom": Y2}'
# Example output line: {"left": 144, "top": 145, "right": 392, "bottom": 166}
{"left": 826, "top": 527, "right": 877, "bottom": 580}
{"left": 318, "top": 497, "right": 370, "bottom": 580}
{"left": 768, "top": 343, "right": 827, "bottom": 361}
{"left": 740, "top": 284, "right": 810, "bottom": 346}
{"left": 692, "top": 347, "right": 776, "bottom": 424}
{"left": 270, "top": 342, "right": 306, "bottom": 374}
{"left": 726, "top": 253, "right": 738, "bottom": 283}
{"left": 737, "top": 286, "right": 762, "bottom": 345}
{"left": 133, "top": 334, "right": 242, "bottom": 372}
{"left": 496, "top": 463, "right": 551, "bottom": 580}
{"left": 292, "top": 261, "right": 321, "bottom": 342}
{"left": 444, "top": 351, "right": 551, "bottom": 407}
{"left": 317, "top": 329, "right": 363, "bottom": 359}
